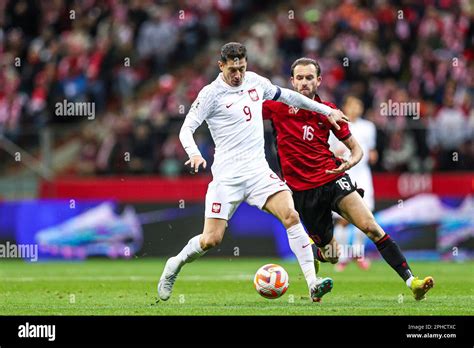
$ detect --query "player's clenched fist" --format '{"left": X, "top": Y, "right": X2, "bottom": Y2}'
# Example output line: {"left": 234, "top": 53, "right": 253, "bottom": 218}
{"left": 327, "top": 109, "right": 349, "bottom": 131}
{"left": 185, "top": 155, "right": 207, "bottom": 173}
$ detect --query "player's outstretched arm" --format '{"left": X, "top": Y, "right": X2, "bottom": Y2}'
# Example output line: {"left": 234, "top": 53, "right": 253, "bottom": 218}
{"left": 276, "top": 87, "right": 349, "bottom": 130}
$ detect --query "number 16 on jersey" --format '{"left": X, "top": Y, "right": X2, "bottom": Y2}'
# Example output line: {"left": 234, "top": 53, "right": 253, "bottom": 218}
{"left": 302, "top": 125, "right": 314, "bottom": 141}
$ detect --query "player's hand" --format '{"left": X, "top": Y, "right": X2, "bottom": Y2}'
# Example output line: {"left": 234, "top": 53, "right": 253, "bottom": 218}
{"left": 185, "top": 155, "right": 207, "bottom": 174}
{"left": 326, "top": 157, "right": 353, "bottom": 174}
{"left": 327, "top": 109, "right": 349, "bottom": 130}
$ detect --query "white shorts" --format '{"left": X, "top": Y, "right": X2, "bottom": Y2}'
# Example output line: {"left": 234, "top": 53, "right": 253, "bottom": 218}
{"left": 205, "top": 168, "right": 291, "bottom": 220}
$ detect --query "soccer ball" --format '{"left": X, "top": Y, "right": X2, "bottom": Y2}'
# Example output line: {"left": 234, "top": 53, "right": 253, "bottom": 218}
{"left": 253, "top": 264, "right": 289, "bottom": 299}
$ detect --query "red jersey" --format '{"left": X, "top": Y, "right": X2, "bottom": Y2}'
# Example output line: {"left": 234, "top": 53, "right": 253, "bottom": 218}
{"left": 262, "top": 95, "right": 352, "bottom": 191}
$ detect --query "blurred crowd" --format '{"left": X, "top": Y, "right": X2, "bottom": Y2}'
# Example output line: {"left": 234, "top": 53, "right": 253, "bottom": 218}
{"left": 1, "top": 0, "right": 473, "bottom": 176}
{"left": 0, "top": 0, "right": 261, "bottom": 157}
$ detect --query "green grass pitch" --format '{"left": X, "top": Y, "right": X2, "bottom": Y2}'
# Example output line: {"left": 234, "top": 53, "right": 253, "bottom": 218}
{"left": 1, "top": 258, "right": 473, "bottom": 315}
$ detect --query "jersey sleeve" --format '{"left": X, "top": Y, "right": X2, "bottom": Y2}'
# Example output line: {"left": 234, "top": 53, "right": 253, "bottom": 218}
{"left": 186, "top": 85, "right": 214, "bottom": 129}
{"left": 179, "top": 85, "right": 214, "bottom": 158}
{"left": 254, "top": 73, "right": 281, "bottom": 101}
{"left": 326, "top": 102, "right": 351, "bottom": 141}
{"left": 333, "top": 121, "right": 352, "bottom": 141}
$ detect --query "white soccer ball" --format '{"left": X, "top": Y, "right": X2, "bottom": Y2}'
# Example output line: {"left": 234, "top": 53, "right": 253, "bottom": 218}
{"left": 253, "top": 263, "right": 289, "bottom": 299}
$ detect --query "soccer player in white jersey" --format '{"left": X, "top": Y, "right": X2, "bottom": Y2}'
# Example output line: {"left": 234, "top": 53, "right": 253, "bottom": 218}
{"left": 158, "top": 42, "right": 349, "bottom": 302}
{"left": 329, "top": 96, "right": 378, "bottom": 271}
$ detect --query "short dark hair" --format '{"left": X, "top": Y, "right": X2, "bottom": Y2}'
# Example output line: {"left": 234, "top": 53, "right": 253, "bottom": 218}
{"left": 290, "top": 58, "right": 321, "bottom": 77}
{"left": 220, "top": 42, "right": 247, "bottom": 63}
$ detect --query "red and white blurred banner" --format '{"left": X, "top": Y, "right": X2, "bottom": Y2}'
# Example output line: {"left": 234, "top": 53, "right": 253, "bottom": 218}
{"left": 39, "top": 173, "right": 473, "bottom": 202}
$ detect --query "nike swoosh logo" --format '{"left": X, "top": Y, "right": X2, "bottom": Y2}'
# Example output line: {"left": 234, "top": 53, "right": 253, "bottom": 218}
{"left": 226, "top": 103, "right": 233, "bottom": 108}
{"left": 302, "top": 243, "right": 311, "bottom": 248}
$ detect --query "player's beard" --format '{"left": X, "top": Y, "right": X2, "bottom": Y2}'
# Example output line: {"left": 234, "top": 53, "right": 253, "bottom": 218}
{"left": 298, "top": 87, "right": 316, "bottom": 99}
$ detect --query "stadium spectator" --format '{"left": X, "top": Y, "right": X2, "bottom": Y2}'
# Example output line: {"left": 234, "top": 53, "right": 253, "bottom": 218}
{"left": 428, "top": 87, "right": 470, "bottom": 170}
{"left": 2, "top": 0, "right": 473, "bottom": 175}
{"left": 76, "top": 124, "right": 100, "bottom": 176}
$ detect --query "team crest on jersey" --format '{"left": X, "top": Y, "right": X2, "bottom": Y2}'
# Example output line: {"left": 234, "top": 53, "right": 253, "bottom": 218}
{"left": 248, "top": 89, "right": 259, "bottom": 101}
{"left": 212, "top": 202, "right": 221, "bottom": 213}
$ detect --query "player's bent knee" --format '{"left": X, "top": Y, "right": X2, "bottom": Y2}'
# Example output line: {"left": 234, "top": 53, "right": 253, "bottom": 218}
{"left": 283, "top": 209, "right": 300, "bottom": 228}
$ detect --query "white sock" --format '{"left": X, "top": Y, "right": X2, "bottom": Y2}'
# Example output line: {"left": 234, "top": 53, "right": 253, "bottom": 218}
{"left": 175, "top": 235, "right": 206, "bottom": 268}
{"left": 334, "top": 224, "right": 349, "bottom": 263}
{"left": 287, "top": 223, "right": 317, "bottom": 289}
{"left": 406, "top": 276, "right": 415, "bottom": 288}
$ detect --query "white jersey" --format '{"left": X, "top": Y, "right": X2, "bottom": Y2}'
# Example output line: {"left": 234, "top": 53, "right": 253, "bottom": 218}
{"left": 181, "top": 71, "right": 279, "bottom": 180}
{"left": 329, "top": 118, "right": 376, "bottom": 209}
{"left": 179, "top": 71, "right": 337, "bottom": 220}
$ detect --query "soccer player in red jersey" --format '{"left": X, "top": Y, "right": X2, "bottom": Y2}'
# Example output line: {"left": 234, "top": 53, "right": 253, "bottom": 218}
{"left": 262, "top": 58, "right": 434, "bottom": 301}
{"left": 158, "top": 44, "right": 349, "bottom": 303}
